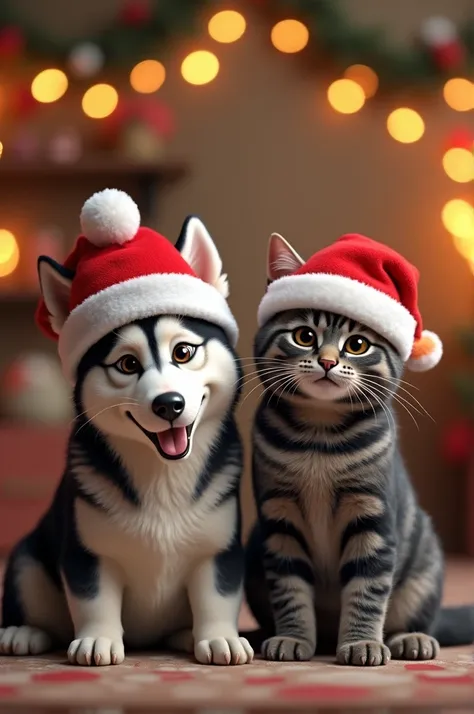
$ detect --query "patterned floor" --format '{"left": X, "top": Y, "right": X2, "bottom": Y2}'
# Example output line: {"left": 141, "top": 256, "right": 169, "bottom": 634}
{"left": 0, "top": 558, "right": 472, "bottom": 712}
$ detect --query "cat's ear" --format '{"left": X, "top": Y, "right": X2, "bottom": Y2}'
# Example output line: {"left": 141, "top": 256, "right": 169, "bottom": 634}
{"left": 267, "top": 233, "right": 304, "bottom": 282}
{"left": 176, "top": 216, "right": 229, "bottom": 297}
{"left": 38, "top": 256, "right": 73, "bottom": 335}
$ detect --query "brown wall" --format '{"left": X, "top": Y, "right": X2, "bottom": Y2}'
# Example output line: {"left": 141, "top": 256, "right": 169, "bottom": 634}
{"left": 4, "top": 0, "right": 474, "bottom": 551}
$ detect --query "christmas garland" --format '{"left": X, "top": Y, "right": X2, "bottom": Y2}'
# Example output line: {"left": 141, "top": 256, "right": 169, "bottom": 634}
{"left": 0, "top": 0, "right": 473, "bottom": 89}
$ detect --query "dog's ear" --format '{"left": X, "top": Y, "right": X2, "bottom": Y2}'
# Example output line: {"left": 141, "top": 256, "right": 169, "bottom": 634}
{"left": 38, "top": 257, "right": 73, "bottom": 335}
{"left": 176, "top": 216, "right": 229, "bottom": 298}
{"left": 267, "top": 232, "right": 304, "bottom": 282}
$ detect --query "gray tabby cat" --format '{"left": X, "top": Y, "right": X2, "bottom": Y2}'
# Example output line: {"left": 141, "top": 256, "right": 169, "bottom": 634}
{"left": 245, "top": 232, "right": 474, "bottom": 666}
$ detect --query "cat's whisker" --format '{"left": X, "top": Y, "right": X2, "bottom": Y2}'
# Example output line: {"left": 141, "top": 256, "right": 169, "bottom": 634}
{"left": 354, "top": 381, "right": 396, "bottom": 430}
{"left": 360, "top": 375, "right": 433, "bottom": 421}
{"left": 358, "top": 380, "right": 419, "bottom": 431}
{"left": 358, "top": 376, "right": 431, "bottom": 423}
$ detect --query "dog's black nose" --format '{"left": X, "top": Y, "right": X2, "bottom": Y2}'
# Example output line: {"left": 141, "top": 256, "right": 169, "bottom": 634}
{"left": 152, "top": 392, "right": 185, "bottom": 422}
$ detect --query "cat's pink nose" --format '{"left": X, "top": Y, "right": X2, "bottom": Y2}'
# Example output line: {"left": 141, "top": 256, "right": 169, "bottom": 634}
{"left": 318, "top": 358, "right": 338, "bottom": 372}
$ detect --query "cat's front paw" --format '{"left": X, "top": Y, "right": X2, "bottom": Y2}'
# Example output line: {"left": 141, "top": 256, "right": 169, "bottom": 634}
{"left": 386, "top": 633, "right": 439, "bottom": 660}
{"left": 195, "top": 637, "right": 253, "bottom": 665}
{"left": 67, "top": 636, "right": 125, "bottom": 666}
{"left": 262, "top": 636, "right": 314, "bottom": 661}
{"left": 337, "top": 640, "right": 390, "bottom": 666}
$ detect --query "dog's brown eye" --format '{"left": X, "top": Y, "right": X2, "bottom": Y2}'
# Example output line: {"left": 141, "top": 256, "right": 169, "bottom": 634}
{"left": 173, "top": 343, "right": 196, "bottom": 364}
{"left": 293, "top": 327, "right": 316, "bottom": 347}
{"left": 344, "top": 335, "right": 370, "bottom": 356}
{"left": 116, "top": 355, "right": 141, "bottom": 374}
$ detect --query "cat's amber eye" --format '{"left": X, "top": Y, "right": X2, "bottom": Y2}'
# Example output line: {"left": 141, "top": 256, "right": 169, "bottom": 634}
{"left": 344, "top": 335, "right": 370, "bottom": 356}
{"left": 293, "top": 327, "right": 316, "bottom": 347}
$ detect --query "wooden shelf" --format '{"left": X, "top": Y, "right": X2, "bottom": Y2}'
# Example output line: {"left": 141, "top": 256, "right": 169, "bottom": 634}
{"left": 0, "top": 156, "right": 188, "bottom": 223}
{"left": 0, "top": 157, "right": 187, "bottom": 182}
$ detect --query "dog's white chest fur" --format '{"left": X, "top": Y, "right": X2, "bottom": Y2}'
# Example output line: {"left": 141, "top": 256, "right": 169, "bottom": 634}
{"left": 75, "top": 438, "right": 235, "bottom": 647}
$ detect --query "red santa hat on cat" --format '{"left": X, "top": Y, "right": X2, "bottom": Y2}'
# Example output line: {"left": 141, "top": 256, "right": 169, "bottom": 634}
{"left": 36, "top": 189, "right": 238, "bottom": 380}
{"left": 258, "top": 232, "right": 442, "bottom": 372}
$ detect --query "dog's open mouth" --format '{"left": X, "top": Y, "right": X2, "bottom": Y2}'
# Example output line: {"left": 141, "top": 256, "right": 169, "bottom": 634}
{"left": 126, "top": 412, "right": 193, "bottom": 460}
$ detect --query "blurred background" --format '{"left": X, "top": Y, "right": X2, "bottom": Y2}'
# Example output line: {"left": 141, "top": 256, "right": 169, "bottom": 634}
{"left": 0, "top": 0, "right": 472, "bottom": 557}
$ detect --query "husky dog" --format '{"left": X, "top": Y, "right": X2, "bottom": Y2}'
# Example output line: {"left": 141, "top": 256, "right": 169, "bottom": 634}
{"left": 0, "top": 190, "right": 253, "bottom": 667}
{"left": 244, "top": 232, "right": 474, "bottom": 665}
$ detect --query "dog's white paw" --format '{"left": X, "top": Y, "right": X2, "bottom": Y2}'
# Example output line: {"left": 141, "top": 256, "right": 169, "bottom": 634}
{"left": 195, "top": 636, "right": 253, "bottom": 665}
{"left": 0, "top": 626, "right": 52, "bottom": 655}
{"left": 67, "top": 636, "right": 125, "bottom": 666}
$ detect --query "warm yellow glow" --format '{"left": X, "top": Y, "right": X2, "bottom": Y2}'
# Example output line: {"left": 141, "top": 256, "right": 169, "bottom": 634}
{"left": 386, "top": 108, "right": 424, "bottom": 143}
{"left": 443, "top": 78, "right": 474, "bottom": 112}
{"left": 31, "top": 69, "right": 68, "bottom": 103}
{"left": 343, "top": 65, "right": 378, "bottom": 98}
{"left": 327, "top": 79, "right": 365, "bottom": 114}
{"left": 208, "top": 10, "right": 246, "bottom": 43}
{"left": 181, "top": 51, "right": 219, "bottom": 85}
{"left": 442, "top": 147, "right": 474, "bottom": 183}
{"left": 82, "top": 84, "right": 118, "bottom": 119}
{"left": 130, "top": 60, "right": 166, "bottom": 93}
{"left": 270, "top": 19, "right": 309, "bottom": 53}
{"left": 442, "top": 199, "right": 474, "bottom": 240}
{"left": 0, "top": 230, "right": 19, "bottom": 278}
{"left": 453, "top": 234, "right": 474, "bottom": 261}
{"left": 0, "top": 141, "right": 3, "bottom": 158}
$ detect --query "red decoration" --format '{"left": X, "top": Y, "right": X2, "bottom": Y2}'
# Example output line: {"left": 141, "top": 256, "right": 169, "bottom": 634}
{"left": 445, "top": 128, "right": 474, "bottom": 152}
{"left": 441, "top": 419, "right": 472, "bottom": 464}
{"left": 432, "top": 41, "right": 465, "bottom": 71}
{"left": 0, "top": 26, "right": 24, "bottom": 58}
{"left": 120, "top": 0, "right": 151, "bottom": 26}
{"left": 11, "top": 87, "right": 38, "bottom": 118}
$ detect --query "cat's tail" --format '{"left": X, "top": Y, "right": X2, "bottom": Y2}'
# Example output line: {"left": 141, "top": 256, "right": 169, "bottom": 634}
{"left": 433, "top": 605, "right": 474, "bottom": 646}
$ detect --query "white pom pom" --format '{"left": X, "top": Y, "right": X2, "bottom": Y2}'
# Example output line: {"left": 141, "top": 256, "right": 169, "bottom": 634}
{"left": 80, "top": 189, "right": 140, "bottom": 247}
{"left": 420, "top": 16, "right": 457, "bottom": 48}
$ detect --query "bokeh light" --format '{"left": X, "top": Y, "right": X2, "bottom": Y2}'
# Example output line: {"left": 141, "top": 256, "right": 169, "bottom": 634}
{"left": 343, "top": 65, "right": 378, "bottom": 98}
{"left": 443, "top": 78, "right": 474, "bottom": 112}
{"left": 0, "top": 141, "right": 3, "bottom": 158}
{"left": 130, "top": 60, "right": 166, "bottom": 93}
{"left": 386, "top": 108, "right": 424, "bottom": 143}
{"left": 208, "top": 10, "right": 246, "bottom": 43}
{"left": 181, "top": 51, "right": 219, "bottom": 85}
{"left": 31, "top": 69, "right": 68, "bottom": 103}
{"left": 82, "top": 84, "right": 118, "bottom": 118}
{"left": 453, "top": 234, "right": 474, "bottom": 262}
{"left": 442, "top": 199, "right": 474, "bottom": 240}
{"left": 442, "top": 147, "right": 474, "bottom": 183}
{"left": 271, "top": 19, "right": 309, "bottom": 53}
{"left": 327, "top": 79, "right": 365, "bottom": 114}
{"left": 0, "top": 230, "right": 19, "bottom": 278}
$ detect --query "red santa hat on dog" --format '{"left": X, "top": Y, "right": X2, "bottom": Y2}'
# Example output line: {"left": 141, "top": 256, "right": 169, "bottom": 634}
{"left": 258, "top": 232, "right": 442, "bottom": 371}
{"left": 36, "top": 189, "right": 238, "bottom": 380}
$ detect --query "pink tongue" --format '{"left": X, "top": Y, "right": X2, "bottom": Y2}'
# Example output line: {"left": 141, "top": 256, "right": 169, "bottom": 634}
{"left": 157, "top": 426, "right": 188, "bottom": 457}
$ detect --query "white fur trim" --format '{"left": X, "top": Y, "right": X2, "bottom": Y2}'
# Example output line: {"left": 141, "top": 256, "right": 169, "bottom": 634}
{"left": 80, "top": 189, "right": 141, "bottom": 246}
{"left": 58, "top": 273, "right": 238, "bottom": 380}
{"left": 258, "top": 273, "right": 417, "bottom": 360}
{"left": 406, "top": 330, "right": 443, "bottom": 372}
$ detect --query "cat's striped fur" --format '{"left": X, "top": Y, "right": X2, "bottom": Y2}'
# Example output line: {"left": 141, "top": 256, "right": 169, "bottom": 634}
{"left": 245, "top": 308, "right": 474, "bottom": 665}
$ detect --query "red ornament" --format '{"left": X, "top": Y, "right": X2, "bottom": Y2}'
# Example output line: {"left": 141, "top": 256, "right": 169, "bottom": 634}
{"left": 442, "top": 419, "right": 473, "bottom": 464}
{"left": 120, "top": 0, "right": 151, "bottom": 26}
{"left": 0, "top": 26, "right": 24, "bottom": 58}
{"left": 432, "top": 41, "right": 465, "bottom": 71}
{"left": 445, "top": 128, "right": 474, "bottom": 152}
{"left": 11, "top": 87, "right": 37, "bottom": 118}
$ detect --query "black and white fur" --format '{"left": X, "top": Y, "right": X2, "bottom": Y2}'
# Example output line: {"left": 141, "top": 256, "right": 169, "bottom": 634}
{"left": 244, "top": 234, "right": 474, "bottom": 666}
{"left": 1, "top": 220, "right": 253, "bottom": 667}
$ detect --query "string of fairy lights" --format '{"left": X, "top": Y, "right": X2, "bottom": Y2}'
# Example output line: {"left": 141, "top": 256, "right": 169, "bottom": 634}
{"left": 0, "top": 9, "right": 473, "bottom": 284}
